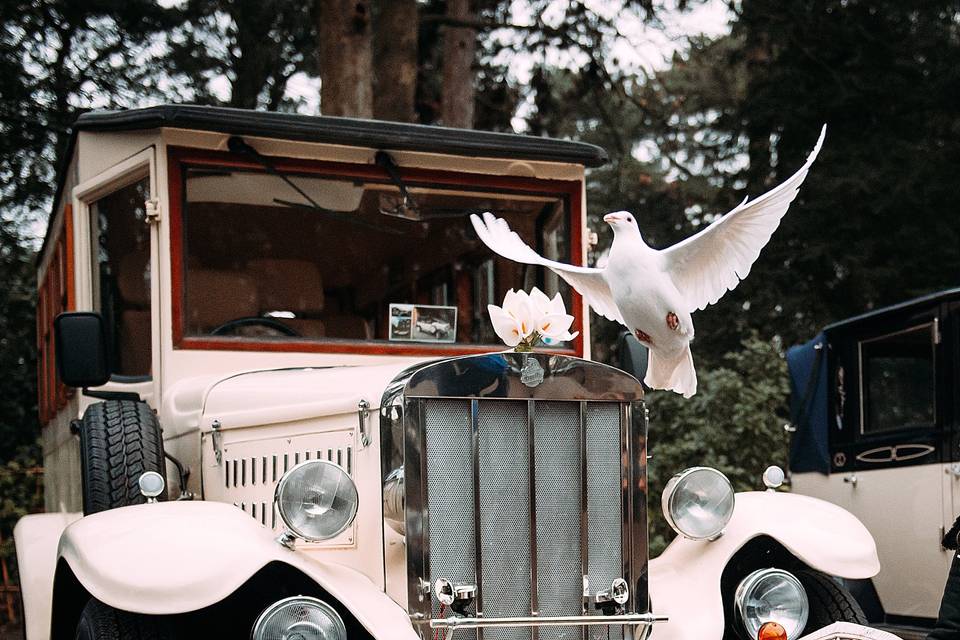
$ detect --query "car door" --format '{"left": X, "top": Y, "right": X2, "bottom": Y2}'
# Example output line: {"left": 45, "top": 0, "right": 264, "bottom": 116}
{"left": 826, "top": 302, "right": 949, "bottom": 620}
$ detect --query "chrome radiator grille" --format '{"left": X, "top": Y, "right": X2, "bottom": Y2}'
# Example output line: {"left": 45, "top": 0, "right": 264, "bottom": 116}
{"left": 389, "top": 353, "right": 650, "bottom": 640}
{"left": 420, "top": 398, "right": 634, "bottom": 640}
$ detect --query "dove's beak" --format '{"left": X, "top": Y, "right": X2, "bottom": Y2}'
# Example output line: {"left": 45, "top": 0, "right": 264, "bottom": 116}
{"left": 604, "top": 212, "right": 627, "bottom": 225}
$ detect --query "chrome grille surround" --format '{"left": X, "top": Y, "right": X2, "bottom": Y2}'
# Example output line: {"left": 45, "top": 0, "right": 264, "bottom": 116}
{"left": 381, "top": 353, "right": 656, "bottom": 639}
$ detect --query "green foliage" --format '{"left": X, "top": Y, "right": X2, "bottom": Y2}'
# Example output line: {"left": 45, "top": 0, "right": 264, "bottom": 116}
{"left": 0, "top": 221, "right": 37, "bottom": 454}
{"left": 645, "top": 334, "right": 790, "bottom": 556}
{"left": 0, "top": 220, "right": 40, "bottom": 571}
{"left": 0, "top": 445, "right": 43, "bottom": 566}
{"left": 0, "top": 0, "right": 182, "bottom": 225}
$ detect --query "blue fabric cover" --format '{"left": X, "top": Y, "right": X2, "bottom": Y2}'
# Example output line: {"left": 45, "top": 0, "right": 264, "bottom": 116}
{"left": 786, "top": 333, "right": 830, "bottom": 474}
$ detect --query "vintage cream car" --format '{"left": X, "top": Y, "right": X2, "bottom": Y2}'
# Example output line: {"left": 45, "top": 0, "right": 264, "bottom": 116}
{"left": 18, "top": 105, "right": 886, "bottom": 640}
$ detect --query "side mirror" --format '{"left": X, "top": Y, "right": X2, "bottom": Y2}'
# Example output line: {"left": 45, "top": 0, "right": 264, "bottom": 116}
{"left": 617, "top": 330, "right": 648, "bottom": 384}
{"left": 54, "top": 312, "right": 111, "bottom": 388}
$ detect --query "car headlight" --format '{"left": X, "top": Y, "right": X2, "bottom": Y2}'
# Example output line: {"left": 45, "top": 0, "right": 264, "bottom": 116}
{"left": 661, "top": 467, "right": 735, "bottom": 540}
{"left": 252, "top": 596, "right": 346, "bottom": 640}
{"left": 275, "top": 460, "right": 359, "bottom": 541}
{"left": 735, "top": 568, "right": 809, "bottom": 640}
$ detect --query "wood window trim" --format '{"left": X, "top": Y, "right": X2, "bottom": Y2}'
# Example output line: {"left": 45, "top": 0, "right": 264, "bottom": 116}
{"left": 37, "top": 204, "right": 75, "bottom": 425}
{"left": 167, "top": 146, "right": 585, "bottom": 358}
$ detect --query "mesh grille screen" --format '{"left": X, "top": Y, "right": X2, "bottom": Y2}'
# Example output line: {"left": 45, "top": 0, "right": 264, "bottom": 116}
{"left": 534, "top": 402, "right": 583, "bottom": 640}
{"left": 425, "top": 399, "right": 477, "bottom": 640}
{"left": 586, "top": 403, "right": 623, "bottom": 640}
{"left": 478, "top": 401, "right": 531, "bottom": 640}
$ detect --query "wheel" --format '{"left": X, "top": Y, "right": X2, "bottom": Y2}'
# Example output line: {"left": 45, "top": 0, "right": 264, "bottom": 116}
{"left": 79, "top": 400, "right": 167, "bottom": 515}
{"left": 798, "top": 569, "right": 868, "bottom": 632}
{"left": 75, "top": 598, "right": 175, "bottom": 640}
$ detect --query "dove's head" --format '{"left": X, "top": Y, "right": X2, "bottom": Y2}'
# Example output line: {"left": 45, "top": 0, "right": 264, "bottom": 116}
{"left": 603, "top": 211, "right": 640, "bottom": 236}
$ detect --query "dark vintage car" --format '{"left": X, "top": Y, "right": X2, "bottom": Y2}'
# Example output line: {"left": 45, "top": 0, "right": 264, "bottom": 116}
{"left": 789, "top": 287, "right": 960, "bottom": 632}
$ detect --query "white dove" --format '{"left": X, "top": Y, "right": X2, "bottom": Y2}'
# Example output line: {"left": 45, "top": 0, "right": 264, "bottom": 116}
{"left": 471, "top": 126, "right": 826, "bottom": 398}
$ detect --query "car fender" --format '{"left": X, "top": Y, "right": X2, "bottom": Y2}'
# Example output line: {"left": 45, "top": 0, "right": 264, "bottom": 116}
{"left": 57, "top": 501, "right": 417, "bottom": 639}
{"left": 649, "top": 491, "right": 880, "bottom": 640}
{"left": 14, "top": 512, "right": 82, "bottom": 640}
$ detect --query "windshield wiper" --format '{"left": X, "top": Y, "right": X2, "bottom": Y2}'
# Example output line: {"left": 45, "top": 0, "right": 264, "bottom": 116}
{"left": 226, "top": 136, "right": 403, "bottom": 235}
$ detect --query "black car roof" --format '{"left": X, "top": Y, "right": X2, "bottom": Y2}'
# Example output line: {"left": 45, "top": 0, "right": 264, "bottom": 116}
{"left": 74, "top": 105, "right": 609, "bottom": 167}
{"left": 40, "top": 105, "right": 608, "bottom": 264}
{"left": 824, "top": 286, "right": 960, "bottom": 332}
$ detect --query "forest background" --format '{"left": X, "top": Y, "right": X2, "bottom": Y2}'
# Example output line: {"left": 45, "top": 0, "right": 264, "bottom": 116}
{"left": 1, "top": 0, "right": 959, "bottom": 592}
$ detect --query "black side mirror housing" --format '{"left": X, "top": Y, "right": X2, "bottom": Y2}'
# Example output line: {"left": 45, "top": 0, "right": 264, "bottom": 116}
{"left": 54, "top": 312, "right": 111, "bottom": 388}
{"left": 617, "top": 330, "right": 648, "bottom": 384}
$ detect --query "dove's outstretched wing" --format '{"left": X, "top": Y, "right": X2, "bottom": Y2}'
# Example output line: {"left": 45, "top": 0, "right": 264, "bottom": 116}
{"left": 470, "top": 212, "right": 624, "bottom": 324}
{"left": 660, "top": 125, "right": 826, "bottom": 312}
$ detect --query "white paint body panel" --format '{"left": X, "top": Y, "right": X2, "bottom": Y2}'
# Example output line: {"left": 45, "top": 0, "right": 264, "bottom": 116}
{"left": 57, "top": 501, "right": 418, "bottom": 639}
{"left": 14, "top": 513, "right": 82, "bottom": 640}
{"left": 649, "top": 491, "right": 880, "bottom": 640}
{"left": 793, "top": 465, "right": 952, "bottom": 619}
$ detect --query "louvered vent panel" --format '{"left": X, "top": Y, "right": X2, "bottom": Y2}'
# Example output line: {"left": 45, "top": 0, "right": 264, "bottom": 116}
{"left": 205, "top": 429, "right": 356, "bottom": 547}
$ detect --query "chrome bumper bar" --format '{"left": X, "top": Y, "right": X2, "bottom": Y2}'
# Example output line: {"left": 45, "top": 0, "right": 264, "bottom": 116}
{"left": 428, "top": 612, "right": 667, "bottom": 630}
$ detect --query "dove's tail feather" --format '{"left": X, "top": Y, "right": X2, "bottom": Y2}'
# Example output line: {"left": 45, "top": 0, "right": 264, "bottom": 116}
{"left": 644, "top": 346, "right": 698, "bottom": 398}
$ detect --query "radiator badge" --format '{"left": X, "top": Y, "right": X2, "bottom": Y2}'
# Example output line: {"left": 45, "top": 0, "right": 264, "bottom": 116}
{"left": 520, "top": 354, "right": 544, "bottom": 388}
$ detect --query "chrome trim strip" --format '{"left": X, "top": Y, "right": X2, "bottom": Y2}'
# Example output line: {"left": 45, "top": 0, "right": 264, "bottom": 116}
{"left": 429, "top": 613, "right": 666, "bottom": 629}
{"left": 528, "top": 399, "right": 539, "bottom": 625}
{"left": 405, "top": 397, "right": 430, "bottom": 621}
{"left": 471, "top": 398, "right": 484, "bottom": 630}
{"left": 629, "top": 401, "right": 649, "bottom": 612}
{"left": 579, "top": 400, "right": 589, "bottom": 621}
{"left": 405, "top": 353, "right": 644, "bottom": 402}
{"left": 856, "top": 444, "right": 936, "bottom": 463}
{"left": 621, "top": 403, "right": 632, "bottom": 612}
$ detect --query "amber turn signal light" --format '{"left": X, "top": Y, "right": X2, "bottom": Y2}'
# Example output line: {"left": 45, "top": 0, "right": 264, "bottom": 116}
{"left": 758, "top": 621, "right": 788, "bottom": 640}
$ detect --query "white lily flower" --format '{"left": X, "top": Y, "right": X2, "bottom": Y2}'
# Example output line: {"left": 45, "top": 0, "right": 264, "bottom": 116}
{"left": 528, "top": 287, "right": 554, "bottom": 316}
{"left": 489, "top": 287, "right": 577, "bottom": 349}
{"left": 537, "top": 312, "right": 578, "bottom": 342}
{"left": 502, "top": 289, "right": 536, "bottom": 337}
{"left": 488, "top": 304, "right": 525, "bottom": 347}
{"left": 488, "top": 289, "right": 536, "bottom": 347}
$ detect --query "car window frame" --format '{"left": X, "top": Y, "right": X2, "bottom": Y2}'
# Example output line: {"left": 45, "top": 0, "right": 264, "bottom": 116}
{"left": 166, "top": 145, "right": 586, "bottom": 358}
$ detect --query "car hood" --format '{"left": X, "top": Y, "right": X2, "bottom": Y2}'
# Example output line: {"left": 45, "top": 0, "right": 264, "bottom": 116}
{"left": 161, "top": 361, "right": 427, "bottom": 438}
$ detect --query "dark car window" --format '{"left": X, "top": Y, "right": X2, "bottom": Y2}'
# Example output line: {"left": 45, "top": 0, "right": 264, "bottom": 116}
{"left": 859, "top": 323, "right": 936, "bottom": 434}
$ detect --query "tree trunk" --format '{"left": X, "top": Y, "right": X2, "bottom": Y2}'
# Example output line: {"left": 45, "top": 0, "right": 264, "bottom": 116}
{"left": 373, "top": 0, "right": 418, "bottom": 123}
{"left": 229, "top": 0, "right": 274, "bottom": 109}
{"left": 441, "top": 0, "right": 476, "bottom": 128}
{"left": 317, "top": 0, "right": 374, "bottom": 118}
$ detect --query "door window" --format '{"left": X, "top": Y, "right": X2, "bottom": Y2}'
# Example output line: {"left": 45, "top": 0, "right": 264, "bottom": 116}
{"left": 89, "top": 177, "right": 152, "bottom": 377}
{"left": 859, "top": 323, "right": 936, "bottom": 434}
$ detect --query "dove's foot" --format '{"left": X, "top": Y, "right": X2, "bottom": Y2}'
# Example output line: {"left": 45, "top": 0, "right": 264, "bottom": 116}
{"left": 634, "top": 329, "right": 654, "bottom": 346}
{"left": 666, "top": 312, "right": 680, "bottom": 331}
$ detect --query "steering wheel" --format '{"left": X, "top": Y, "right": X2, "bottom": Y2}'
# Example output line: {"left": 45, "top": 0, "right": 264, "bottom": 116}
{"left": 210, "top": 316, "right": 301, "bottom": 337}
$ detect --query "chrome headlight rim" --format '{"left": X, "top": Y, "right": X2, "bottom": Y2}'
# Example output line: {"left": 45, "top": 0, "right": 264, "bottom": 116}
{"left": 274, "top": 459, "right": 359, "bottom": 542}
{"left": 661, "top": 466, "right": 735, "bottom": 541}
{"left": 735, "top": 568, "right": 809, "bottom": 640}
{"left": 251, "top": 595, "right": 346, "bottom": 640}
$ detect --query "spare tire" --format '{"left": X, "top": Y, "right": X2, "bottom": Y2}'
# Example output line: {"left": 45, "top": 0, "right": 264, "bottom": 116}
{"left": 79, "top": 399, "right": 167, "bottom": 515}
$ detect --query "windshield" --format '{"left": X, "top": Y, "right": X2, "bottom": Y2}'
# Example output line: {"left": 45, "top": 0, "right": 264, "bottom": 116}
{"left": 178, "top": 163, "right": 576, "bottom": 351}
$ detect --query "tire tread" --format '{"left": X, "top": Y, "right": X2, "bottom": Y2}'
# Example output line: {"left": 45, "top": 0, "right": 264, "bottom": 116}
{"left": 799, "top": 569, "right": 868, "bottom": 632}
{"left": 80, "top": 400, "right": 167, "bottom": 515}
